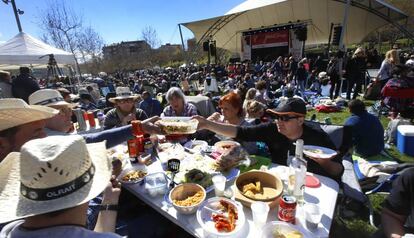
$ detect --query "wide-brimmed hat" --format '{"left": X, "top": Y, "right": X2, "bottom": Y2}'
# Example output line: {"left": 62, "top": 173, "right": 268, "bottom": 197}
{"left": 266, "top": 97, "right": 306, "bottom": 117}
{"left": 108, "top": 87, "right": 139, "bottom": 103}
{"left": 0, "top": 135, "right": 111, "bottom": 223}
{"left": 29, "top": 89, "right": 74, "bottom": 108}
{"left": 0, "top": 98, "right": 58, "bottom": 131}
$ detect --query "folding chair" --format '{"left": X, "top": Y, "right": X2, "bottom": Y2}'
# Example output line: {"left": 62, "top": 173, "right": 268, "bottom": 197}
{"left": 379, "top": 85, "right": 414, "bottom": 118}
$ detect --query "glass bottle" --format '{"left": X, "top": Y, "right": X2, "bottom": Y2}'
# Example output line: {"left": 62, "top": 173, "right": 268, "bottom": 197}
{"left": 288, "top": 139, "right": 307, "bottom": 204}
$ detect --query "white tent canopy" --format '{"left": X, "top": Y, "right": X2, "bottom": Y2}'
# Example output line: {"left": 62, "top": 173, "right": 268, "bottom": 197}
{"left": 182, "top": 0, "right": 408, "bottom": 53}
{"left": 0, "top": 32, "right": 75, "bottom": 69}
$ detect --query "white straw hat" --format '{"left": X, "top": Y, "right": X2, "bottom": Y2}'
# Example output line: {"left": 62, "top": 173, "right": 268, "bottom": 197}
{"left": 109, "top": 87, "right": 139, "bottom": 103}
{"left": 0, "top": 98, "right": 58, "bottom": 131}
{"left": 29, "top": 89, "right": 74, "bottom": 108}
{"left": 0, "top": 135, "right": 111, "bottom": 223}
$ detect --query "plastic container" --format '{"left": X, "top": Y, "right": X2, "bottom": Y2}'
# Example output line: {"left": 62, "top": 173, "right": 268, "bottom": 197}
{"left": 397, "top": 125, "right": 414, "bottom": 156}
{"left": 144, "top": 172, "right": 168, "bottom": 197}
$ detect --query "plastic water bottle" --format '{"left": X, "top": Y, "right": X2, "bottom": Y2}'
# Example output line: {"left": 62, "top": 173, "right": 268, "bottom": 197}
{"left": 288, "top": 139, "right": 307, "bottom": 205}
{"left": 97, "top": 111, "right": 105, "bottom": 127}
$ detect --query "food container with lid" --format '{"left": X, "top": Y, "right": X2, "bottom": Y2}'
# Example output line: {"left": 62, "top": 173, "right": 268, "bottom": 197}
{"left": 144, "top": 172, "right": 168, "bottom": 197}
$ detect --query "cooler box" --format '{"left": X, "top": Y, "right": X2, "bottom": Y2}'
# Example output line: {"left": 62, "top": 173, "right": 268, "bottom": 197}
{"left": 397, "top": 125, "right": 414, "bottom": 156}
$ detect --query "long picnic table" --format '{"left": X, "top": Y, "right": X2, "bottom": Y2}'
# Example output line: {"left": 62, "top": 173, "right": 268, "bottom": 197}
{"left": 121, "top": 153, "right": 339, "bottom": 238}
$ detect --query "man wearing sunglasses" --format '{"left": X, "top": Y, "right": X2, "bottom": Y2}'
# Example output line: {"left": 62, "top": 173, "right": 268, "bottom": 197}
{"left": 194, "top": 97, "right": 344, "bottom": 182}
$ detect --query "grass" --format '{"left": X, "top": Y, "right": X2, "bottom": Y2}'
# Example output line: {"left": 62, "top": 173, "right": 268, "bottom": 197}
{"left": 310, "top": 98, "right": 413, "bottom": 237}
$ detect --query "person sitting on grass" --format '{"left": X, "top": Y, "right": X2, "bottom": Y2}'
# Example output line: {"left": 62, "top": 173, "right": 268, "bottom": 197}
{"left": 344, "top": 99, "right": 384, "bottom": 158}
{"left": 374, "top": 167, "right": 414, "bottom": 238}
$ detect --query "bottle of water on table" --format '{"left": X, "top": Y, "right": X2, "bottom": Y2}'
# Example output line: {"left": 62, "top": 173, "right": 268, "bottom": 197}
{"left": 288, "top": 139, "right": 307, "bottom": 205}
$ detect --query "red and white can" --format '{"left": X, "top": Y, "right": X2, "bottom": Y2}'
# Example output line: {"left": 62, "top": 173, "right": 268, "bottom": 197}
{"left": 278, "top": 194, "right": 297, "bottom": 224}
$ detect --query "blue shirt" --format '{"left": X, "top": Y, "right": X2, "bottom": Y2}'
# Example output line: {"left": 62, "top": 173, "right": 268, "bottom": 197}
{"left": 345, "top": 111, "right": 384, "bottom": 157}
{"left": 139, "top": 98, "right": 162, "bottom": 117}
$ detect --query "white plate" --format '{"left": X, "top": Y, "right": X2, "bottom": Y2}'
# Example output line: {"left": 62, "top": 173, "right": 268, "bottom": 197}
{"left": 184, "top": 140, "right": 208, "bottom": 152}
{"left": 196, "top": 197, "right": 245, "bottom": 237}
{"left": 303, "top": 145, "right": 337, "bottom": 159}
{"left": 261, "top": 221, "right": 312, "bottom": 238}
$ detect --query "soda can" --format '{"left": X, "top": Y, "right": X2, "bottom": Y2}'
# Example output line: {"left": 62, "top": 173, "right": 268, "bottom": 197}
{"left": 278, "top": 194, "right": 297, "bottom": 224}
{"left": 73, "top": 109, "right": 87, "bottom": 131}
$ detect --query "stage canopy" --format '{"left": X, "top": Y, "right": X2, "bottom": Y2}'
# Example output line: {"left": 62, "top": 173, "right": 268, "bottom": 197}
{"left": 0, "top": 32, "right": 75, "bottom": 69}
{"left": 182, "top": 0, "right": 408, "bottom": 53}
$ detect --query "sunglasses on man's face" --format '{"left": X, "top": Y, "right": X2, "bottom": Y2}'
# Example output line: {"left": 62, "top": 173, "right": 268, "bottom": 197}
{"left": 117, "top": 99, "right": 134, "bottom": 104}
{"left": 272, "top": 115, "right": 300, "bottom": 122}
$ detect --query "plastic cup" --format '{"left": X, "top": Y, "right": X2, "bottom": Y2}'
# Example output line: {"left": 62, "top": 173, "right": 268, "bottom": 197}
{"left": 251, "top": 201, "right": 269, "bottom": 229}
{"left": 212, "top": 175, "right": 226, "bottom": 197}
{"left": 304, "top": 203, "right": 322, "bottom": 230}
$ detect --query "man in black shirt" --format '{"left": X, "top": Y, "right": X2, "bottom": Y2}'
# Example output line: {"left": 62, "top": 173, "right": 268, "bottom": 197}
{"left": 194, "top": 98, "right": 344, "bottom": 182}
{"left": 379, "top": 168, "right": 414, "bottom": 237}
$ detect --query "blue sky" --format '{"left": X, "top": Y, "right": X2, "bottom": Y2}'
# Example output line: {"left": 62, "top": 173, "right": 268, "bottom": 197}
{"left": 0, "top": 0, "right": 244, "bottom": 46}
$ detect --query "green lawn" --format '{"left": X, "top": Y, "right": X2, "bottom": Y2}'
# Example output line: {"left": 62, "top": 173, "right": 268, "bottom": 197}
{"left": 310, "top": 98, "right": 413, "bottom": 237}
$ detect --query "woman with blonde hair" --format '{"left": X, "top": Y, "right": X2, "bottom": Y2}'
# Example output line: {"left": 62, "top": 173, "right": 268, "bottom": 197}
{"left": 345, "top": 47, "right": 367, "bottom": 100}
{"left": 377, "top": 49, "right": 399, "bottom": 82}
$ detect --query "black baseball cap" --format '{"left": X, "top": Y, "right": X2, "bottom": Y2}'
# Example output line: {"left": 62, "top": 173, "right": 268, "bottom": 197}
{"left": 266, "top": 98, "right": 306, "bottom": 116}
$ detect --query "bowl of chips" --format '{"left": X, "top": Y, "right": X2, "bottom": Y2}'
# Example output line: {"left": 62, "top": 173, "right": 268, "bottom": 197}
{"left": 169, "top": 183, "right": 206, "bottom": 214}
{"left": 235, "top": 170, "right": 283, "bottom": 202}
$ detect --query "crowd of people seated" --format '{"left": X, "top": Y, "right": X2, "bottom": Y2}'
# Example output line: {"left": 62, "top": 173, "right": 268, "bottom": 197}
{"left": 1, "top": 45, "right": 414, "bottom": 237}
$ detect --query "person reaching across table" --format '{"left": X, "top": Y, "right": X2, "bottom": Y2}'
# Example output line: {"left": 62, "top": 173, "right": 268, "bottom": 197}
{"left": 0, "top": 135, "right": 122, "bottom": 238}
{"left": 28, "top": 89, "right": 160, "bottom": 149}
{"left": 193, "top": 97, "right": 344, "bottom": 182}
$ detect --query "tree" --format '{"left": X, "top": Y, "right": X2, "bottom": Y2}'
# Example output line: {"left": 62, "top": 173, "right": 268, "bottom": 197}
{"left": 76, "top": 26, "right": 104, "bottom": 62}
{"left": 140, "top": 26, "right": 161, "bottom": 49}
{"left": 38, "top": 0, "right": 82, "bottom": 74}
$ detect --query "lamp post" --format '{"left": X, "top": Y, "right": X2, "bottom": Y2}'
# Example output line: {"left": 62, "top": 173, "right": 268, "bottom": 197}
{"left": 3, "top": 0, "right": 24, "bottom": 32}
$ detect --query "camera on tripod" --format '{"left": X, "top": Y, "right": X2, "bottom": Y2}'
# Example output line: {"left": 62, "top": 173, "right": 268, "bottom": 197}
{"left": 39, "top": 54, "right": 63, "bottom": 87}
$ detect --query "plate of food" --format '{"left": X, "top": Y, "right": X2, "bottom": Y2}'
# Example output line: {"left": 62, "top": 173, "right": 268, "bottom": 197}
{"left": 214, "top": 141, "right": 241, "bottom": 154}
{"left": 157, "top": 117, "right": 198, "bottom": 135}
{"left": 157, "top": 142, "right": 185, "bottom": 163}
{"left": 171, "top": 154, "right": 240, "bottom": 193}
{"left": 303, "top": 145, "right": 337, "bottom": 159}
{"left": 197, "top": 197, "right": 245, "bottom": 236}
{"left": 261, "top": 221, "right": 311, "bottom": 238}
{"left": 118, "top": 166, "right": 148, "bottom": 184}
{"left": 184, "top": 140, "right": 208, "bottom": 152}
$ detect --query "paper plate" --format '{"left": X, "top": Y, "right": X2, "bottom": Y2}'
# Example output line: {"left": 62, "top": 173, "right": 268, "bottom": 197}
{"left": 261, "top": 221, "right": 312, "bottom": 238}
{"left": 196, "top": 197, "right": 245, "bottom": 237}
{"left": 303, "top": 145, "right": 337, "bottom": 159}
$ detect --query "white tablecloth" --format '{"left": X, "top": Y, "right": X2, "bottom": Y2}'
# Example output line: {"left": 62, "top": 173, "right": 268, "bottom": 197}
{"left": 123, "top": 157, "right": 339, "bottom": 238}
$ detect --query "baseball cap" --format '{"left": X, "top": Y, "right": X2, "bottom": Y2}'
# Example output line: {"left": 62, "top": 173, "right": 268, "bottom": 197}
{"left": 266, "top": 98, "right": 306, "bottom": 116}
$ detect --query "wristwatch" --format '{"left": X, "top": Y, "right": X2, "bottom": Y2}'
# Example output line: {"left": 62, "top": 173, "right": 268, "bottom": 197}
{"left": 98, "top": 204, "right": 118, "bottom": 211}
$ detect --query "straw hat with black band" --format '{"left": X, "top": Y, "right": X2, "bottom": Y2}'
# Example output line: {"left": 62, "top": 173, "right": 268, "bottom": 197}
{"left": 266, "top": 97, "right": 307, "bottom": 117}
{"left": 0, "top": 98, "right": 58, "bottom": 132}
{"left": 28, "top": 89, "right": 75, "bottom": 108}
{"left": 0, "top": 135, "right": 111, "bottom": 223}
{"left": 108, "top": 87, "right": 139, "bottom": 103}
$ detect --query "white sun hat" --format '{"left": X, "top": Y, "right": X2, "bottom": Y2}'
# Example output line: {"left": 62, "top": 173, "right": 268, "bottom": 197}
{"left": 29, "top": 89, "right": 75, "bottom": 108}
{"left": 0, "top": 98, "right": 58, "bottom": 132}
{"left": 0, "top": 135, "right": 111, "bottom": 223}
{"left": 108, "top": 87, "right": 139, "bottom": 103}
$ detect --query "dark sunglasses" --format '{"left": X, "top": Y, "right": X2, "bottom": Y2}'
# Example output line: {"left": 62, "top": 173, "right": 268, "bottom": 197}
{"left": 117, "top": 98, "right": 134, "bottom": 103}
{"left": 272, "top": 115, "right": 300, "bottom": 122}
